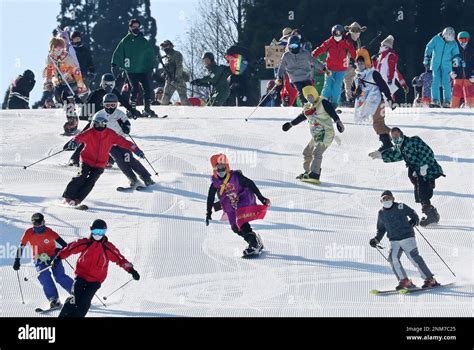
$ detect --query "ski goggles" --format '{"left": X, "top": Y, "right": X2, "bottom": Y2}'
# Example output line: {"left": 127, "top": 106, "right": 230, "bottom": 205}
{"left": 104, "top": 102, "right": 118, "bottom": 109}
{"left": 333, "top": 30, "right": 343, "bottom": 36}
{"left": 288, "top": 43, "right": 299, "bottom": 49}
{"left": 91, "top": 228, "right": 107, "bottom": 236}
{"left": 93, "top": 120, "right": 107, "bottom": 128}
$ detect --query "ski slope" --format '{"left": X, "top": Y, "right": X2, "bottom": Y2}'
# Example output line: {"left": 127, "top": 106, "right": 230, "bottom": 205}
{"left": 0, "top": 106, "right": 473, "bottom": 317}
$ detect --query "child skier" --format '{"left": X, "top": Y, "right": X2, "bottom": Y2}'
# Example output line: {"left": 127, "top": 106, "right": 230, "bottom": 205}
{"left": 54, "top": 219, "right": 140, "bottom": 317}
{"left": 62, "top": 113, "right": 145, "bottom": 207}
{"left": 370, "top": 190, "right": 439, "bottom": 290}
{"left": 282, "top": 85, "right": 344, "bottom": 184}
{"left": 13, "top": 213, "right": 73, "bottom": 309}
{"left": 206, "top": 154, "right": 270, "bottom": 257}
{"left": 412, "top": 69, "right": 433, "bottom": 107}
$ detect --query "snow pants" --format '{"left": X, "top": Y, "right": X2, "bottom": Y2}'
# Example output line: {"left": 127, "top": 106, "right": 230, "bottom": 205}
{"left": 451, "top": 79, "right": 474, "bottom": 108}
{"left": 59, "top": 277, "right": 101, "bottom": 318}
{"left": 431, "top": 65, "right": 452, "bottom": 103}
{"left": 292, "top": 80, "right": 312, "bottom": 104}
{"left": 321, "top": 70, "right": 346, "bottom": 107}
{"left": 372, "top": 102, "right": 391, "bottom": 135}
{"left": 128, "top": 72, "right": 153, "bottom": 107}
{"left": 388, "top": 237, "right": 434, "bottom": 281}
{"left": 408, "top": 168, "right": 435, "bottom": 205}
{"left": 302, "top": 138, "right": 327, "bottom": 175}
{"left": 63, "top": 162, "right": 104, "bottom": 202}
{"left": 109, "top": 146, "right": 151, "bottom": 183}
{"left": 36, "top": 260, "right": 73, "bottom": 301}
{"left": 343, "top": 66, "right": 356, "bottom": 101}
{"left": 161, "top": 79, "right": 190, "bottom": 105}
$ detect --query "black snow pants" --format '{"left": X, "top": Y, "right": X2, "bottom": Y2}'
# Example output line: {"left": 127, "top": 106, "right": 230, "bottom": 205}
{"left": 59, "top": 277, "right": 101, "bottom": 318}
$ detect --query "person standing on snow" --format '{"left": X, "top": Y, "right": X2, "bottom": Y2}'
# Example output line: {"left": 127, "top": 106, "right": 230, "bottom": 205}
{"left": 54, "top": 219, "right": 140, "bottom": 317}
{"left": 70, "top": 31, "right": 96, "bottom": 88}
{"left": 5, "top": 70, "right": 36, "bottom": 109}
{"left": 451, "top": 31, "right": 474, "bottom": 108}
{"left": 13, "top": 213, "right": 73, "bottom": 309}
{"left": 111, "top": 19, "right": 158, "bottom": 117}
{"left": 62, "top": 112, "right": 145, "bottom": 206}
{"left": 312, "top": 24, "right": 356, "bottom": 108}
{"left": 369, "top": 190, "right": 439, "bottom": 290}
{"left": 423, "top": 27, "right": 460, "bottom": 107}
{"left": 159, "top": 40, "right": 190, "bottom": 106}
{"left": 206, "top": 154, "right": 270, "bottom": 257}
{"left": 351, "top": 55, "right": 395, "bottom": 152}
{"left": 276, "top": 35, "right": 327, "bottom": 104}
{"left": 369, "top": 127, "right": 445, "bottom": 227}
{"left": 282, "top": 86, "right": 344, "bottom": 184}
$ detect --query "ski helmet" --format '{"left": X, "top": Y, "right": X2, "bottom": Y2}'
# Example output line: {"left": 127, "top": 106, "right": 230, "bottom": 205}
{"left": 331, "top": 24, "right": 345, "bottom": 37}
{"left": 288, "top": 35, "right": 301, "bottom": 54}
{"left": 441, "top": 27, "right": 455, "bottom": 42}
{"left": 31, "top": 213, "right": 45, "bottom": 225}
{"left": 202, "top": 52, "right": 215, "bottom": 62}
{"left": 101, "top": 73, "right": 116, "bottom": 93}
{"left": 102, "top": 93, "right": 118, "bottom": 115}
{"left": 92, "top": 114, "right": 108, "bottom": 130}
{"left": 90, "top": 219, "right": 107, "bottom": 238}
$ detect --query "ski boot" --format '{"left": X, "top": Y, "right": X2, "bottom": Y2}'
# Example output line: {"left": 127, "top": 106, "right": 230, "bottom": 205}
{"left": 67, "top": 158, "right": 79, "bottom": 167}
{"left": 296, "top": 172, "right": 308, "bottom": 180}
{"left": 129, "top": 177, "right": 140, "bottom": 188}
{"left": 49, "top": 298, "right": 61, "bottom": 309}
{"left": 142, "top": 177, "right": 155, "bottom": 186}
{"left": 301, "top": 171, "right": 320, "bottom": 185}
{"left": 143, "top": 101, "right": 158, "bottom": 118}
{"left": 242, "top": 231, "right": 264, "bottom": 257}
{"left": 422, "top": 278, "right": 440, "bottom": 288}
{"left": 420, "top": 204, "right": 440, "bottom": 227}
{"left": 395, "top": 278, "right": 416, "bottom": 290}
{"left": 429, "top": 101, "right": 441, "bottom": 108}
{"left": 442, "top": 102, "right": 451, "bottom": 108}
{"left": 377, "top": 133, "right": 393, "bottom": 152}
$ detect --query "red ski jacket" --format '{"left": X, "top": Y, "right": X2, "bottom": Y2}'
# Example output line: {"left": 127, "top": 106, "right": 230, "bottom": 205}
{"left": 74, "top": 128, "right": 138, "bottom": 169}
{"left": 58, "top": 237, "right": 133, "bottom": 283}
{"left": 312, "top": 37, "right": 356, "bottom": 72}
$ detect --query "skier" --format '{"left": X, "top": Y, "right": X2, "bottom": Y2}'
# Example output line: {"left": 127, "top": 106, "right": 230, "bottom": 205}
{"left": 369, "top": 127, "right": 444, "bottom": 226}
{"left": 191, "top": 52, "right": 231, "bottom": 106}
{"left": 13, "top": 213, "right": 73, "bottom": 309}
{"left": 370, "top": 190, "right": 439, "bottom": 290}
{"left": 312, "top": 24, "right": 356, "bottom": 107}
{"left": 372, "top": 35, "right": 409, "bottom": 103}
{"left": 423, "top": 27, "right": 460, "bottom": 107}
{"left": 70, "top": 31, "right": 96, "bottom": 88}
{"left": 54, "top": 219, "right": 140, "bottom": 317}
{"left": 5, "top": 70, "right": 36, "bottom": 109}
{"left": 276, "top": 35, "right": 327, "bottom": 104}
{"left": 206, "top": 154, "right": 270, "bottom": 257}
{"left": 62, "top": 113, "right": 145, "bottom": 206}
{"left": 342, "top": 22, "right": 368, "bottom": 106}
{"left": 97, "top": 93, "right": 155, "bottom": 188}
{"left": 351, "top": 55, "right": 395, "bottom": 152}
{"left": 159, "top": 40, "right": 190, "bottom": 106}
{"left": 282, "top": 85, "right": 344, "bottom": 183}
{"left": 451, "top": 31, "right": 474, "bottom": 108}
{"left": 43, "top": 37, "right": 87, "bottom": 135}
{"left": 111, "top": 19, "right": 158, "bottom": 117}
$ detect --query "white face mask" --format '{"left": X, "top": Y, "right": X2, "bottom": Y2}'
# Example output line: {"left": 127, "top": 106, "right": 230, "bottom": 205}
{"left": 92, "top": 234, "right": 103, "bottom": 241}
{"left": 379, "top": 46, "right": 389, "bottom": 53}
{"left": 350, "top": 32, "right": 360, "bottom": 41}
{"left": 382, "top": 200, "right": 393, "bottom": 208}
{"left": 334, "top": 35, "right": 342, "bottom": 42}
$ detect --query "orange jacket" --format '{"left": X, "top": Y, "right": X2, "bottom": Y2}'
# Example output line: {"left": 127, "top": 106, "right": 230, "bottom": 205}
{"left": 20, "top": 227, "right": 62, "bottom": 261}
{"left": 43, "top": 53, "right": 86, "bottom": 93}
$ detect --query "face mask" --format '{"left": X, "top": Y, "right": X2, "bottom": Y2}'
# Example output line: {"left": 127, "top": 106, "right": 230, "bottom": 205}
{"left": 130, "top": 28, "right": 141, "bottom": 35}
{"left": 94, "top": 122, "right": 107, "bottom": 131}
{"left": 216, "top": 165, "right": 227, "bottom": 178}
{"left": 382, "top": 200, "right": 393, "bottom": 208}
{"left": 104, "top": 102, "right": 117, "bottom": 115}
{"left": 289, "top": 47, "right": 300, "bottom": 54}
{"left": 460, "top": 42, "right": 468, "bottom": 49}
{"left": 379, "top": 46, "right": 389, "bottom": 53}
{"left": 103, "top": 82, "right": 115, "bottom": 93}
{"left": 52, "top": 47, "right": 64, "bottom": 58}
{"left": 92, "top": 234, "right": 103, "bottom": 241}
{"left": 72, "top": 41, "right": 82, "bottom": 47}
{"left": 306, "top": 95, "right": 317, "bottom": 104}
{"left": 33, "top": 225, "right": 46, "bottom": 233}
{"left": 334, "top": 35, "right": 342, "bottom": 42}
{"left": 393, "top": 136, "right": 404, "bottom": 145}
{"left": 163, "top": 47, "right": 173, "bottom": 54}
{"left": 350, "top": 32, "right": 360, "bottom": 41}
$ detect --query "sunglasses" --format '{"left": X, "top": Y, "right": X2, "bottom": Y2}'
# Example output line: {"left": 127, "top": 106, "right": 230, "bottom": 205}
{"left": 91, "top": 228, "right": 107, "bottom": 235}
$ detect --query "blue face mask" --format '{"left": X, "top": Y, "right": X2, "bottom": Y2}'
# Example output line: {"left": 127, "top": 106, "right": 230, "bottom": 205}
{"left": 33, "top": 225, "right": 46, "bottom": 233}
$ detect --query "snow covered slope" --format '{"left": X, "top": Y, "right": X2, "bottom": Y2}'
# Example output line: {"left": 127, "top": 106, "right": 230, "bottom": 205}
{"left": 0, "top": 106, "right": 473, "bottom": 317}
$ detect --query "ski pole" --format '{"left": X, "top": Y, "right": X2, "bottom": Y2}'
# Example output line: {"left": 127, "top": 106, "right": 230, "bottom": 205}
{"left": 16, "top": 270, "right": 25, "bottom": 304}
{"left": 365, "top": 31, "right": 383, "bottom": 50}
{"left": 23, "top": 265, "right": 52, "bottom": 281}
{"left": 375, "top": 245, "right": 389, "bottom": 263}
{"left": 415, "top": 227, "right": 456, "bottom": 277}
{"left": 128, "top": 134, "right": 159, "bottom": 176}
{"left": 63, "top": 259, "right": 106, "bottom": 307}
{"left": 244, "top": 83, "right": 278, "bottom": 122}
{"left": 49, "top": 56, "right": 85, "bottom": 102}
{"left": 103, "top": 279, "right": 134, "bottom": 300}
{"left": 23, "top": 149, "right": 66, "bottom": 169}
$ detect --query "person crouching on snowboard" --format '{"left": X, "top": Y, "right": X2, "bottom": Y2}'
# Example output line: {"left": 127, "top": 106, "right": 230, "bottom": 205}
{"left": 54, "top": 219, "right": 140, "bottom": 317}
{"left": 370, "top": 190, "right": 439, "bottom": 290}
{"left": 206, "top": 154, "right": 271, "bottom": 257}
{"left": 282, "top": 85, "right": 344, "bottom": 184}
{"left": 62, "top": 113, "right": 145, "bottom": 206}
{"left": 13, "top": 213, "right": 73, "bottom": 309}
{"left": 369, "top": 127, "right": 444, "bottom": 226}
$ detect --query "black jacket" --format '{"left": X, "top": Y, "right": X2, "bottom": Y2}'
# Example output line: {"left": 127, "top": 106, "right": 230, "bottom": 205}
{"left": 6, "top": 74, "right": 36, "bottom": 109}
{"left": 74, "top": 45, "right": 95, "bottom": 76}
{"left": 375, "top": 202, "right": 419, "bottom": 242}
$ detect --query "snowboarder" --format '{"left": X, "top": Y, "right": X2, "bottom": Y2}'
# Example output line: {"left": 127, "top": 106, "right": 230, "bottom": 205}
{"left": 13, "top": 213, "right": 73, "bottom": 309}
{"left": 206, "top": 154, "right": 270, "bottom": 257}
{"left": 276, "top": 35, "right": 327, "bottom": 104}
{"left": 54, "top": 219, "right": 140, "bottom": 317}
{"left": 191, "top": 52, "right": 231, "bottom": 106}
{"left": 351, "top": 55, "right": 395, "bottom": 152}
{"left": 370, "top": 190, "right": 439, "bottom": 290}
{"left": 70, "top": 31, "right": 96, "bottom": 88}
{"left": 372, "top": 35, "right": 409, "bottom": 103}
{"left": 282, "top": 85, "right": 344, "bottom": 184}
{"left": 451, "top": 31, "right": 474, "bottom": 108}
{"left": 62, "top": 113, "right": 145, "bottom": 206}
{"left": 312, "top": 24, "right": 356, "bottom": 107}
{"left": 423, "top": 27, "right": 460, "bottom": 107}
{"left": 43, "top": 37, "right": 87, "bottom": 135}
{"left": 4, "top": 70, "right": 36, "bottom": 109}
{"left": 369, "top": 127, "right": 445, "bottom": 226}
{"left": 159, "top": 40, "right": 190, "bottom": 106}
{"left": 111, "top": 19, "right": 158, "bottom": 117}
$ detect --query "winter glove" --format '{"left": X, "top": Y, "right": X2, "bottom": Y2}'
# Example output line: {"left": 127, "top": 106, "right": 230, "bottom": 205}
{"left": 449, "top": 71, "right": 457, "bottom": 79}
{"left": 134, "top": 149, "right": 145, "bottom": 159}
{"left": 336, "top": 120, "right": 345, "bottom": 133}
{"left": 260, "top": 197, "right": 271, "bottom": 206}
{"left": 131, "top": 108, "right": 142, "bottom": 119}
{"left": 403, "top": 86, "right": 409, "bottom": 95}
{"left": 117, "top": 119, "right": 131, "bottom": 134}
{"left": 129, "top": 268, "right": 140, "bottom": 281}
{"left": 369, "top": 151, "right": 382, "bottom": 159}
{"left": 43, "top": 82, "right": 53, "bottom": 92}
{"left": 274, "top": 78, "right": 282, "bottom": 86}
{"left": 387, "top": 99, "right": 397, "bottom": 111}
{"left": 324, "top": 68, "right": 332, "bottom": 77}
{"left": 419, "top": 164, "right": 428, "bottom": 177}
{"left": 13, "top": 258, "right": 20, "bottom": 271}
{"left": 64, "top": 139, "right": 78, "bottom": 151}
{"left": 205, "top": 212, "right": 212, "bottom": 226}
{"left": 282, "top": 122, "right": 293, "bottom": 132}
{"left": 369, "top": 238, "right": 379, "bottom": 248}
{"left": 409, "top": 218, "right": 419, "bottom": 227}
{"left": 387, "top": 80, "right": 393, "bottom": 85}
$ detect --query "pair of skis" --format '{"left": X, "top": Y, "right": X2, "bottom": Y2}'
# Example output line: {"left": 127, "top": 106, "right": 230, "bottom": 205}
{"left": 371, "top": 282, "right": 454, "bottom": 295}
